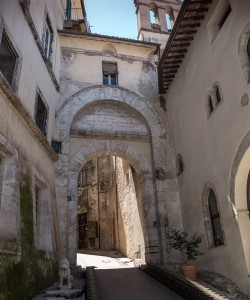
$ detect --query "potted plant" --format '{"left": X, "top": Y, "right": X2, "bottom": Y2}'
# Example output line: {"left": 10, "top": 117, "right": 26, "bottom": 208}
{"left": 168, "top": 228, "right": 204, "bottom": 281}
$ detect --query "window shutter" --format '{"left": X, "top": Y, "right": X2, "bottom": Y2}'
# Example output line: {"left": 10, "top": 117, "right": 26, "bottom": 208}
{"left": 102, "top": 62, "right": 118, "bottom": 75}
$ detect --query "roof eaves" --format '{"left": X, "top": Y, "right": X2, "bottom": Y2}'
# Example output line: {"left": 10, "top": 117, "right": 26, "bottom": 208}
{"left": 58, "top": 30, "right": 160, "bottom": 54}
{"left": 158, "top": 0, "right": 212, "bottom": 94}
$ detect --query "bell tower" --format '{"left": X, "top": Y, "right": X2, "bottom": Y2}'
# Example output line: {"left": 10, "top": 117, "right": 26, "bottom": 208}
{"left": 134, "top": 0, "right": 182, "bottom": 51}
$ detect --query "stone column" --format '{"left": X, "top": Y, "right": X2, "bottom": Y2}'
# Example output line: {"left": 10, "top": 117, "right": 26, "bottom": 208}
{"left": 137, "top": 4, "right": 151, "bottom": 30}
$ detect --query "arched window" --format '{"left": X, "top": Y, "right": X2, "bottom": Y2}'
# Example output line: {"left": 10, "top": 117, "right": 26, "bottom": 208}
{"left": 150, "top": 10, "right": 156, "bottom": 24}
{"left": 208, "top": 189, "right": 224, "bottom": 246}
{"left": 247, "top": 37, "right": 250, "bottom": 61}
{"left": 176, "top": 154, "right": 184, "bottom": 176}
{"left": 150, "top": 3, "right": 160, "bottom": 30}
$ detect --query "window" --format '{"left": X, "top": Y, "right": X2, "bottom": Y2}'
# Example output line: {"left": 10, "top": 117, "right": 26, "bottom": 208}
{"left": 205, "top": 84, "right": 223, "bottom": 118}
{"left": 207, "top": 1, "right": 232, "bottom": 43}
{"left": 247, "top": 37, "right": 250, "bottom": 61}
{"left": 0, "top": 31, "right": 18, "bottom": 85}
{"left": 78, "top": 161, "right": 94, "bottom": 188}
{"left": 43, "top": 16, "right": 53, "bottom": 60}
{"left": 208, "top": 96, "right": 214, "bottom": 114}
{"left": 51, "top": 141, "right": 62, "bottom": 154}
{"left": 65, "top": 0, "right": 72, "bottom": 20}
{"left": 218, "top": 5, "right": 231, "bottom": 29}
{"left": 208, "top": 189, "right": 224, "bottom": 246}
{"left": 166, "top": 14, "right": 172, "bottom": 32}
{"left": 102, "top": 62, "right": 118, "bottom": 86}
{"left": 176, "top": 154, "right": 184, "bottom": 176}
{"left": 215, "top": 85, "right": 222, "bottom": 104}
{"left": 149, "top": 3, "right": 159, "bottom": 27}
{"left": 35, "top": 93, "right": 48, "bottom": 137}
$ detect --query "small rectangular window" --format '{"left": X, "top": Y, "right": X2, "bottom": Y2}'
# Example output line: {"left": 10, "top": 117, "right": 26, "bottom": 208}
{"left": 0, "top": 32, "right": 18, "bottom": 85}
{"left": 102, "top": 62, "right": 118, "bottom": 86}
{"left": 35, "top": 93, "right": 48, "bottom": 137}
{"left": 43, "top": 16, "right": 53, "bottom": 60}
{"left": 51, "top": 141, "right": 62, "bottom": 154}
{"left": 218, "top": 5, "right": 231, "bottom": 29}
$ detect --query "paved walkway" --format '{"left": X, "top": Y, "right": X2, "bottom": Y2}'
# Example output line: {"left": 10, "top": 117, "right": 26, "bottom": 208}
{"left": 95, "top": 268, "right": 184, "bottom": 300}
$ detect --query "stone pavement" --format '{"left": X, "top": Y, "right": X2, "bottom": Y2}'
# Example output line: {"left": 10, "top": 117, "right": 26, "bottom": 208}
{"left": 95, "top": 267, "right": 184, "bottom": 300}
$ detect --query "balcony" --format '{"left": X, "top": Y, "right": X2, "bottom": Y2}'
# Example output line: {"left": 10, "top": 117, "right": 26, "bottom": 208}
{"left": 64, "top": 8, "right": 90, "bottom": 33}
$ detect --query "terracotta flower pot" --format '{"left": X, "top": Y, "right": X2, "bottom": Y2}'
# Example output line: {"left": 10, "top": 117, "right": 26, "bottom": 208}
{"left": 180, "top": 265, "right": 197, "bottom": 281}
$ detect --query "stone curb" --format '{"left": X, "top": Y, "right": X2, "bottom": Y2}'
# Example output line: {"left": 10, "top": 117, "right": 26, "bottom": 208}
{"left": 142, "top": 264, "right": 228, "bottom": 300}
{"left": 86, "top": 267, "right": 102, "bottom": 300}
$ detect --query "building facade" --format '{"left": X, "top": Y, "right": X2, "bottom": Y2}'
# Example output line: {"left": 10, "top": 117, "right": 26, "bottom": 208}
{"left": 159, "top": 0, "right": 250, "bottom": 294}
{"left": 1, "top": 0, "right": 250, "bottom": 298}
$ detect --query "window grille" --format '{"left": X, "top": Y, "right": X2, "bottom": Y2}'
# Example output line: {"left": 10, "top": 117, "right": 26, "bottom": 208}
{"left": 208, "top": 189, "right": 224, "bottom": 246}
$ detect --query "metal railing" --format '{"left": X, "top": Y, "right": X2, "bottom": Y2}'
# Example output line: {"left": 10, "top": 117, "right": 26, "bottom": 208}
{"left": 64, "top": 8, "right": 84, "bottom": 21}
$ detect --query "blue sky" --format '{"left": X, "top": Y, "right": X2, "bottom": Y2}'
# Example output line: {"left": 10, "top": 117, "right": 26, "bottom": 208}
{"left": 84, "top": 0, "right": 138, "bottom": 39}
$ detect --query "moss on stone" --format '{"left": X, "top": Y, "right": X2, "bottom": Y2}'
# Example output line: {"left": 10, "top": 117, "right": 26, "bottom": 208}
{"left": 0, "top": 170, "right": 58, "bottom": 300}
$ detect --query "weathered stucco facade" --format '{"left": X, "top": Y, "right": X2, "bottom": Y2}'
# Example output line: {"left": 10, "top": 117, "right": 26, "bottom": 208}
{"left": 0, "top": 0, "right": 64, "bottom": 298}
{"left": 158, "top": 0, "right": 250, "bottom": 294}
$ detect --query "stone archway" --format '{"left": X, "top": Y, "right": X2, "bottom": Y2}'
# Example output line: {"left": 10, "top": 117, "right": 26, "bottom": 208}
{"left": 54, "top": 85, "right": 170, "bottom": 264}
{"left": 66, "top": 141, "right": 157, "bottom": 264}
{"left": 230, "top": 130, "right": 250, "bottom": 273}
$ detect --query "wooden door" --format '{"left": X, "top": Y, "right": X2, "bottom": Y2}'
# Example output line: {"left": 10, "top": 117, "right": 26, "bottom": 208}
{"left": 78, "top": 213, "right": 88, "bottom": 249}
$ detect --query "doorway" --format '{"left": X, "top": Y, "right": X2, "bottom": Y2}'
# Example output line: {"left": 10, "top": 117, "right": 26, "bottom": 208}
{"left": 78, "top": 212, "right": 87, "bottom": 249}
{"left": 77, "top": 155, "right": 145, "bottom": 261}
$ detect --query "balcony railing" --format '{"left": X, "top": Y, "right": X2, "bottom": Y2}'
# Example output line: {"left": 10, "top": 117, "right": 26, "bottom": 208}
{"left": 65, "top": 8, "right": 84, "bottom": 21}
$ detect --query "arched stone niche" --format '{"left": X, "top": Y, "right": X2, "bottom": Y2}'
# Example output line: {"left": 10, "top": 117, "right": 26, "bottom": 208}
{"left": 55, "top": 85, "right": 169, "bottom": 264}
